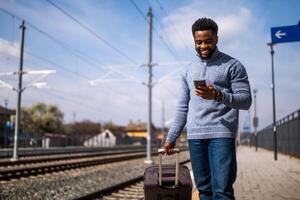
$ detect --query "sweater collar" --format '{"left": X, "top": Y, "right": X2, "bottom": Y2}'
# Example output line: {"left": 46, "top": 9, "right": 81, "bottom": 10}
{"left": 197, "top": 47, "right": 221, "bottom": 64}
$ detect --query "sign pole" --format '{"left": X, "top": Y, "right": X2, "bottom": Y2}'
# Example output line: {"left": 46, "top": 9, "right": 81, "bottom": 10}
{"left": 252, "top": 89, "right": 258, "bottom": 152}
{"left": 269, "top": 22, "right": 300, "bottom": 161}
{"left": 267, "top": 42, "right": 277, "bottom": 161}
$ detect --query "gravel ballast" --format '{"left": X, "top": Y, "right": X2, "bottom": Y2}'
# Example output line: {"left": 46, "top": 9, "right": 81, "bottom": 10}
{"left": 0, "top": 151, "right": 190, "bottom": 200}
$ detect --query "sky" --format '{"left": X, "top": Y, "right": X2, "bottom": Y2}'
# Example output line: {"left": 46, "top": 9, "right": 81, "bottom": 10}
{"left": 0, "top": 0, "right": 299, "bottom": 132}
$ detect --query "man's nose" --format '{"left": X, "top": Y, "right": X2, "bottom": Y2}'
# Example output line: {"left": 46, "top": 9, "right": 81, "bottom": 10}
{"left": 200, "top": 43, "right": 208, "bottom": 49}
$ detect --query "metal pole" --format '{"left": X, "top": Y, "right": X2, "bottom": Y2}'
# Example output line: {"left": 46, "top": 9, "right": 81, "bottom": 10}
{"left": 161, "top": 100, "right": 165, "bottom": 147}
{"left": 253, "top": 89, "right": 258, "bottom": 152}
{"left": 12, "top": 20, "right": 26, "bottom": 161}
{"left": 4, "top": 99, "right": 8, "bottom": 108}
{"left": 4, "top": 99, "right": 9, "bottom": 148}
{"left": 144, "top": 7, "right": 153, "bottom": 164}
{"left": 248, "top": 110, "right": 251, "bottom": 148}
{"left": 267, "top": 42, "right": 277, "bottom": 161}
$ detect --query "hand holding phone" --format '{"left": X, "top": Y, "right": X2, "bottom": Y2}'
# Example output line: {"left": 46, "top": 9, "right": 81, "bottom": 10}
{"left": 194, "top": 80, "right": 206, "bottom": 89}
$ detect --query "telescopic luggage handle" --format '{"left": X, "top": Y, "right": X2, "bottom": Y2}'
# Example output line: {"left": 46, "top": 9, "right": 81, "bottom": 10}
{"left": 158, "top": 148, "right": 180, "bottom": 186}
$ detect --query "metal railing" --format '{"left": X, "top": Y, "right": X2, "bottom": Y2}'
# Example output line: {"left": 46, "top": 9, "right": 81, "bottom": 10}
{"left": 250, "top": 109, "right": 300, "bottom": 157}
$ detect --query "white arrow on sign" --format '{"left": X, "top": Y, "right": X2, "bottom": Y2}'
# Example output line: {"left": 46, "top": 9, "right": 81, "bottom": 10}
{"left": 275, "top": 30, "right": 286, "bottom": 39}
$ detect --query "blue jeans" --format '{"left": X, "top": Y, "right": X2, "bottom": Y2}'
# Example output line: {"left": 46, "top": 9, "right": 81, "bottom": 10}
{"left": 188, "top": 138, "right": 237, "bottom": 200}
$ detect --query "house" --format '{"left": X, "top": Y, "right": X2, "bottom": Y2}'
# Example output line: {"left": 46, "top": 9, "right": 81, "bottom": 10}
{"left": 0, "top": 105, "right": 15, "bottom": 148}
{"left": 126, "top": 120, "right": 148, "bottom": 138}
{"left": 42, "top": 133, "right": 69, "bottom": 148}
{"left": 83, "top": 129, "right": 116, "bottom": 147}
{"left": 125, "top": 120, "right": 158, "bottom": 145}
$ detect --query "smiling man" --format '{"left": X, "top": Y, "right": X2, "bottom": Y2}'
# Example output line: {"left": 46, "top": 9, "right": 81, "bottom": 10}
{"left": 164, "top": 18, "right": 252, "bottom": 200}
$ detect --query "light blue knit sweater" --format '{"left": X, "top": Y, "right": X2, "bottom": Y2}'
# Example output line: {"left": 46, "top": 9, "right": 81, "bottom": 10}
{"left": 166, "top": 48, "right": 252, "bottom": 144}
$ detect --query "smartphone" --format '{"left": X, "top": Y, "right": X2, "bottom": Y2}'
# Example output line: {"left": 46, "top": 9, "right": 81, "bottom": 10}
{"left": 194, "top": 80, "right": 206, "bottom": 89}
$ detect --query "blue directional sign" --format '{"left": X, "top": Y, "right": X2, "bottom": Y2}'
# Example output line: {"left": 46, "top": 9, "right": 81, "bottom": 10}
{"left": 271, "top": 25, "right": 300, "bottom": 44}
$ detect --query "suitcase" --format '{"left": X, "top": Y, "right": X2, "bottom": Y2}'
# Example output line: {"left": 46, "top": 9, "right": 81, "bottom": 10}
{"left": 143, "top": 148, "right": 192, "bottom": 200}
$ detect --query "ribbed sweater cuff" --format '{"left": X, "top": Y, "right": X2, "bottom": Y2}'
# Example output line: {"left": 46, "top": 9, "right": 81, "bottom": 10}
{"left": 166, "top": 133, "right": 177, "bottom": 144}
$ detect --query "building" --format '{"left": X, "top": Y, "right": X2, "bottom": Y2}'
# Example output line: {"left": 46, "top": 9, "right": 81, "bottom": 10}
{"left": 0, "top": 105, "right": 15, "bottom": 148}
{"left": 42, "top": 133, "right": 69, "bottom": 148}
{"left": 83, "top": 129, "right": 116, "bottom": 147}
{"left": 125, "top": 120, "right": 157, "bottom": 145}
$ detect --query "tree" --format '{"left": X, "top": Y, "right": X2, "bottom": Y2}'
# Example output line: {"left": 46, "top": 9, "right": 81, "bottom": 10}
{"left": 65, "top": 120, "right": 101, "bottom": 136}
{"left": 20, "top": 103, "right": 64, "bottom": 135}
{"left": 102, "top": 120, "right": 119, "bottom": 130}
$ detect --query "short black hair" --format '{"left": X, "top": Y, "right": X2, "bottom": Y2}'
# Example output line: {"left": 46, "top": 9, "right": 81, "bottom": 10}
{"left": 192, "top": 18, "right": 218, "bottom": 37}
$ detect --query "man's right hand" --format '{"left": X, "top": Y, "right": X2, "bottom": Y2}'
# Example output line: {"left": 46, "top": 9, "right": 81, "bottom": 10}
{"left": 163, "top": 142, "right": 175, "bottom": 155}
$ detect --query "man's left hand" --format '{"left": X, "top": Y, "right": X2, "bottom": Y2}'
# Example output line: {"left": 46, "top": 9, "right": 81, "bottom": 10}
{"left": 194, "top": 84, "right": 218, "bottom": 100}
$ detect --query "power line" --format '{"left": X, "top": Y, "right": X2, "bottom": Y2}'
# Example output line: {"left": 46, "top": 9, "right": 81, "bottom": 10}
{"left": 0, "top": 41, "right": 90, "bottom": 81}
{"left": 44, "top": 0, "right": 138, "bottom": 65}
{"left": 25, "top": 50, "right": 91, "bottom": 80}
{"left": 129, "top": 0, "right": 182, "bottom": 63}
{"left": 155, "top": 0, "right": 194, "bottom": 57}
{"left": 38, "top": 89, "right": 108, "bottom": 116}
{"left": 144, "top": 0, "right": 194, "bottom": 59}
{"left": 27, "top": 23, "right": 105, "bottom": 71}
{"left": 128, "top": 1, "right": 187, "bottom": 100}
{"left": 0, "top": 7, "right": 106, "bottom": 73}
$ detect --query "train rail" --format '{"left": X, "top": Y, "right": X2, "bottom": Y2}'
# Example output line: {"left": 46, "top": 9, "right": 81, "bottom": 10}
{"left": 0, "top": 145, "right": 149, "bottom": 158}
{"left": 0, "top": 147, "right": 188, "bottom": 181}
{"left": 0, "top": 148, "right": 147, "bottom": 167}
{"left": 73, "top": 159, "right": 191, "bottom": 200}
{"left": 0, "top": 151, "right": 150, "bottom": 180}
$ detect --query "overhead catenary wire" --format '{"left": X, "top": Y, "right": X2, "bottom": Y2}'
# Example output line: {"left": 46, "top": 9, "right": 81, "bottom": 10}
{"left": 44, "top": 0, "right": 139, "bottom": 65}
{"left": 38, "top": 89, "right": 109, "bottom": 116}
{"left": 0, "top": 5, "right": 180, "bottom": 88}
{"left": 129, "top": 0, "right": 182, "bottom": 63}
{"left": 27, "top": 22, "right": 105, "bottom": 71}
{"left": 1, "top": 4, "right": 179, "bottom": 106}
{"left": 155, "top": 0, "right": 195, "bottom": 58}
{"left": 129, "top": 1, "right": 186, "bottom": 99}
{"left": 0, "top": 14, "right": 148, "bottom": 102}
{"left": 0, "top": 7, "right": 130, "bottom": 83}
{"left": 0, "top": 41, "right": 91, "bottom": 81}
{"left": 25, "top": 51, "right": 91, "bottom": 80}
{"left": 0, "top": 7, "right": 107, "bottom": 73}
{"left": 144, "top": 0, "right": 194, "bottom": 59}
{"left": 1, "top": 3, "right": 175, "bottom": 128}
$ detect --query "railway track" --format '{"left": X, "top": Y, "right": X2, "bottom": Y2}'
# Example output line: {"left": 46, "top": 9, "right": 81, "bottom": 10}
{"left": 0, "top": 151, "right": 149, "bottom": 180}
{"left": 73, "top": 159, "right": 191, "bottom": 200}
{"left": 0, "top": 148, "right": 147, "bottom": 167}
{"left": 0, "top": 147, "right": 188, "bottom": 181}
{"left": 0, "top": 145, "right": 149, "bottom": 158}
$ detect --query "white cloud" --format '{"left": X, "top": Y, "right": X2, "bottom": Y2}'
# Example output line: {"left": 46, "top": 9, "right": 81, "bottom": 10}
{"left": 216, "top": 7, "right": 252, "bottom": 42}
{"left": 0, "top": 38, "right": 19, "bottom": 61}
{"left": 160, "top": 2, "right": 253, "bottom": 49}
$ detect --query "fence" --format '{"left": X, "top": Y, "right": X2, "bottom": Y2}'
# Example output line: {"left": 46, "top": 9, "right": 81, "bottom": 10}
{"left": 250, "top": 109, "right": 300, "bottom": 157}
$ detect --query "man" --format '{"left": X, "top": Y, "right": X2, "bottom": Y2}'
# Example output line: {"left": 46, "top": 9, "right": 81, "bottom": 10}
{"left": 164, "top": 18, "right": 252, "bottom": 200}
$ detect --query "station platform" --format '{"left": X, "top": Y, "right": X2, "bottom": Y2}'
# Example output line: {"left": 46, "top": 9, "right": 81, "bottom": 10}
{"left": 192, "top": 146, "right": 300, "bottom": 200}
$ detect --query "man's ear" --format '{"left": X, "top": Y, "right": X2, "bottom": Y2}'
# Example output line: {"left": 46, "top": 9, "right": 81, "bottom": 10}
{"left": 215, "top": 35, "right": 219, "bottom": 44}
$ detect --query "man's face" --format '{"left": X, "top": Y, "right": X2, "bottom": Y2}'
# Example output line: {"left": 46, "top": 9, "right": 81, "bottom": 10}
{"left": 194, "top": 30, "right": 218, "bottom": 59}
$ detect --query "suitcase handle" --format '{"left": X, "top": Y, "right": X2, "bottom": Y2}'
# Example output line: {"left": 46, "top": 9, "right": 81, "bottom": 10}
{"left": 158, "top": 148, "right": 180, "bottom": 186}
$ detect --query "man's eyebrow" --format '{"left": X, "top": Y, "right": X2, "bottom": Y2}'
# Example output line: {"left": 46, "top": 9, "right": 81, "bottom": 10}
{"left": 195, "top": 39, "right": 213, "bottom": 42}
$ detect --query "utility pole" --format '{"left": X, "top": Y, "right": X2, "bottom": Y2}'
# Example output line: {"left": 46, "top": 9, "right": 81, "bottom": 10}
{"left": 4, "top": 99, "right": 8, "bottom": 108}
{"left": 267, "top": 42, "right": 277, "bottom": 161}
{"left": 253, "top": 89, "right": 258, "bottom": 152}
{"left": 248, "top": 110, "right": 251, "bottom": 148}
{"left": 4, "top": 99, "right": 9, "bottom": 148}
{"left": 161, "top": 100, "right": 165, "bottom": 147}
{"left": 161, "top": 100, "right": 165, "bottom": 134}
{"left": 73, "top": 112, "right": 76, "bottom": 123}
{"left": 12, "top": 20, "right": 26, "bottom": 161}
{"left": 144, "top": 7, "right": 154, "bottom": 164}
